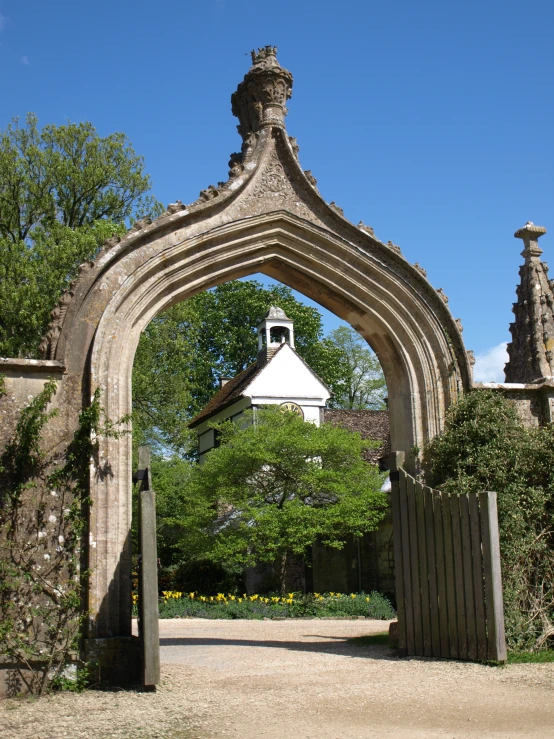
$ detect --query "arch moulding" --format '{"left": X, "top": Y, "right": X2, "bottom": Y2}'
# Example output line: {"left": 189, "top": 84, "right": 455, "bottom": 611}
{"left": 36, "top": 47, "right": 471, "bottom": 639}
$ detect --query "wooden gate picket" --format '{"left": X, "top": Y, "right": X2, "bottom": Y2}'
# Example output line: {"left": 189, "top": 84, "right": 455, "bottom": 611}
{"left": 389, "top": 452, "right": 507, "bottom": 662}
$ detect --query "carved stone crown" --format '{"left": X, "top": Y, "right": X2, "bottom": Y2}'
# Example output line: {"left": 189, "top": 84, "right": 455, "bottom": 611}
{"left": 231, "top": 46, "right": 293, "bottom": 141}
{"left": 251, "top": 46, "right": 279, "bottom": 67}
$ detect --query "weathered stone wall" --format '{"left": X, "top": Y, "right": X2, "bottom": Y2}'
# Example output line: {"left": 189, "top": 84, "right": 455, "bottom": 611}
{"left": 476, "top": 382, "right": 554, "bottom": 427}
{"left": 0, "top": 360, "right": 66, "bottom": 451}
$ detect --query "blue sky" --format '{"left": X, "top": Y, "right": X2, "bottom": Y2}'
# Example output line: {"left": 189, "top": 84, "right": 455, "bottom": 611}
{"left": 1, "top": 0, "right": 553, "bottom": 380}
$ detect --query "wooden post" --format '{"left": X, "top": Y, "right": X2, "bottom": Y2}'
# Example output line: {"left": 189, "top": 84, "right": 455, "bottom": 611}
{"left": 389, "top": 451, "right": 407, "bottom": 654}
{"left": 480, "top": 492, "right": 507, "bottom": 663}
{"left": 137, "top": 445, "right": 160, "bottom": 689}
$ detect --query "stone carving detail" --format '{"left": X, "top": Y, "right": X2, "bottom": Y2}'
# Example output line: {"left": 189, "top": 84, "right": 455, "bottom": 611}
{"left": 386, "top": 240, "right": 402, "bottom": 255}
{"left": 252, "top": 152, "right": 288, "bottom": 198}
{"left": 228, "top": 153, "right": 244, "bottom": 178}
{"left": 231, "top": 46, "right": 293, "bottom": 141}
{"left": 288, "top": 137, "right": 300, "bottom": 158}
{"left": 199, "top": 184, "right": 221, "bottom": 202}
{"left": 357, "top": 221, "right": 374, "bottom": 236}
{"left": 103, "top": 234, "right": 121, "bottom": 249}
{"left": 329, "top": 201, "right": 344, "bottom": 217}
{"left": 413, "top": 262, "right": 427, "bottom": 277}
{"left": 467, "top": 350, "right": 476, "bottom": 367}
{"left": 165, "top": 201, "right": 186, "bottom": 215}
{"left": 436, "top": 288, "right": 449, "bottom": 304}
{"left": 131, "top": 217, "right": 152, "bottom": 232}
{"left": 455, "top": 318, "right": 463, "bottom": 333}
{"left": 304, "top": 170, "right": 317, "bottom": 188}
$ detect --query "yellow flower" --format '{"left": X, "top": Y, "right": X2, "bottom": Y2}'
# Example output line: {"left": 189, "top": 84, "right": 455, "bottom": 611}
{"left": 238, "top": 598, "right": 243, "bottom": 603}
{"left": 287, "top": 593, "right": 294, "bottom": 599}
{"left": 189, "top": 592, "right": 195, "bottom": 599}
{"left": 229, "top": 595, "right": 236, "bottom": 601}
{"left": 351, "top": 594, "right": 356, "bottom": 599}
{"left": 366, "top": 597, "right": 370, "bottom": 602}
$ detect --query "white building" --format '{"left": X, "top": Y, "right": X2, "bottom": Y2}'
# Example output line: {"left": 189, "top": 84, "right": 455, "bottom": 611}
{"left": 189, "top": 307, "right": 331, "bottom": 463}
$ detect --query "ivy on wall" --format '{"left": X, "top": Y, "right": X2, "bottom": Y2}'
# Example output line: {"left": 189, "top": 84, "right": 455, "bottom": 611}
{"left": 0, "top": 380, "right": 127, "bottom": 695}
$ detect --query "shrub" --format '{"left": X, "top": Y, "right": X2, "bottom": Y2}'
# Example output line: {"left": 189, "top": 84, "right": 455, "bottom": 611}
{"left": 422, "top": 390, "right": 554, "bottom": 651}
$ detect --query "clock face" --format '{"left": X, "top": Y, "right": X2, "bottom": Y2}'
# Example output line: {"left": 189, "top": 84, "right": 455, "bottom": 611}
{"left": 280, "top": 402, "right": 304, "bottom": 418}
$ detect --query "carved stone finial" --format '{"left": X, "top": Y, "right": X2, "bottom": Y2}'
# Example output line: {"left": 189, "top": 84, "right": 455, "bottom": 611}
{"left": 304, "top": 170, "right": 317, "bottom": 188}
{"left": 506, "top": 222, "right": 554, "bottom": 382}
{"left": 514, "top": 221, "right": 547, "bottom": 260}
{"left": 455, "top": 318, "right": 463, "bottom": 333}
{"left": 413, "top": 262, "right": 427, "bottom": 277}
{"left": 231, "top": 47, "right": 293, "bottom": 141}
{"left": 467, "top": 350, "right": 475, "bottom": 367}
{"left": 437, "top": 288, "right": 449, "bottom": 304}
{"left": 386, "top": 240, "right": 402, "bottom": 255}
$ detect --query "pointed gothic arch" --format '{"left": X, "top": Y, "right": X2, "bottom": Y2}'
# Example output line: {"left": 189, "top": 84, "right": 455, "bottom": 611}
{"left": 35, "top": 47, "right": 471, "bottom": 639}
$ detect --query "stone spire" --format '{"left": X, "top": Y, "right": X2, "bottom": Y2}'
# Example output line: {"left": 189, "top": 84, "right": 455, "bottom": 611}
{"left": 231, "top": 46, "right": 293, "bottom": 141}
{"left": 505, "top": 222, "right": 553, "bottom": 382}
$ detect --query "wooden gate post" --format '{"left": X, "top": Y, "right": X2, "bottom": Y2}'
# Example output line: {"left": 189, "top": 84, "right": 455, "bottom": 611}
{"left": 390, "top": 451, "right": 407, "bottom": 656}
{"left": 137, "top": 445, "right": 161, "bottom": 689}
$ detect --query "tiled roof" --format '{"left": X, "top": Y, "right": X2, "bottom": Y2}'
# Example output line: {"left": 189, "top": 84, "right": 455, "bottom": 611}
{"left": 188, "top": 361, "right": 263, "bottom": 428}
{"left": 323, "top": 409, "right": 391, "bottom": 468}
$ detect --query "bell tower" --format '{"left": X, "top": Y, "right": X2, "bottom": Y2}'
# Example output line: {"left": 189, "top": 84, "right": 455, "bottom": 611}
{"left": 257, "top": 306, "right": 295, "bottom": 365}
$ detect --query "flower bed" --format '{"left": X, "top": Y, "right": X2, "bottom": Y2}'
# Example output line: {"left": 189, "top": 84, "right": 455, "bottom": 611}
{"left": 135, "top": 591, "right": 396, "bottom": 620}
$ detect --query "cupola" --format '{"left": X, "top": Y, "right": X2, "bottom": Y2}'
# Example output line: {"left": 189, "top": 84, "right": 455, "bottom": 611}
{"left": 257, "top": 306, "right": 294, "bottom": 365}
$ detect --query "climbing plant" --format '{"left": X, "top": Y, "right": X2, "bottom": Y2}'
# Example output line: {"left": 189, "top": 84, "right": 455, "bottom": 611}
{"left": 0, "top": 380, "right": 127, "bottom": 695}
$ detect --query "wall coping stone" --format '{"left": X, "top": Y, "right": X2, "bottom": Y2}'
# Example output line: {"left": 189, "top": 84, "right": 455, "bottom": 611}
{"left": 0, "top": 358, "right": 65, "bottom": 373}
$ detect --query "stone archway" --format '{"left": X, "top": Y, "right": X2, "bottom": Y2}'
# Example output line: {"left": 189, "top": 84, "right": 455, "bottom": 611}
{"left": 36, "top": 47, "right": 471, "bottom": 642}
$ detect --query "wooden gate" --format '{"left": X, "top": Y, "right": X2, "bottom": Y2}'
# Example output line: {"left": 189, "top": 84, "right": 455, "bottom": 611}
{"left": 390, "top": 452, "right": 507, "bottom": 662}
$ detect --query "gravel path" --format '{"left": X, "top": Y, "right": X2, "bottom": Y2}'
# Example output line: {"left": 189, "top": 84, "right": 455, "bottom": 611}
{"left": 1, "top": 618, "right": 553, "bottom": 739}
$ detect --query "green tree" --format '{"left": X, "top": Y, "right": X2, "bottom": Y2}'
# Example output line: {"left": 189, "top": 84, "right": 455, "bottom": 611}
{"left": 327, "top": 326, "right": 386, "bottom": 409}
{"left": 172, "top": 407, "right": 387, "bottom": 593}
{"left": 0, "top": 113, "right": 161, "bottom": 358}
{"left": 132, "top": 280, "right": 347, "bottom": 455}
{"left": 422, "top": 390, "right": 554, "bottom": 651}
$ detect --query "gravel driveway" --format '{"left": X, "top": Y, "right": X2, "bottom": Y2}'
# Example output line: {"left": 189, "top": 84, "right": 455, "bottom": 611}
{"left": 1, "top": 618, "right": 553, "bottom": 739}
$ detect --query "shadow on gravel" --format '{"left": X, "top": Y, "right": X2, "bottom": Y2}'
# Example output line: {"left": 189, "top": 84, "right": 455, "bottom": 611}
{"left": 159, "top": 636, "right": 399, "bottom": 661}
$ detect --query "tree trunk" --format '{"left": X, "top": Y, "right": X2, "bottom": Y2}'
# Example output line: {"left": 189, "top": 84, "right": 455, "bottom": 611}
{"left": 279, "top": 551, "right": 288, "bottom": 595}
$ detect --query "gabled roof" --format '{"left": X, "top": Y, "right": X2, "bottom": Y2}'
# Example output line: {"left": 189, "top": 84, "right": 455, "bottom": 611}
{"left": 189, "top": 343, "right": 332, "bottom": 429}
{"left": 188, "top": 360, "right": 263, "bottom": 429}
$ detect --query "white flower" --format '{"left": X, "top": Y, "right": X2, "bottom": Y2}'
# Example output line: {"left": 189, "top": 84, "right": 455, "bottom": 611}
{"left": 38, "top": 531, "right": 47, "bottom": 539}
{"left": 50, "top": 490, "right": 57, "bottom": 497}
{"left": 58, "top": 535, "right": 64, "bottom": 544}
{"left": 43, "top": 553, "right": 50, "bottom": 560}
{"left": 48, "top": 515, "right": 57, "bottom": 523}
